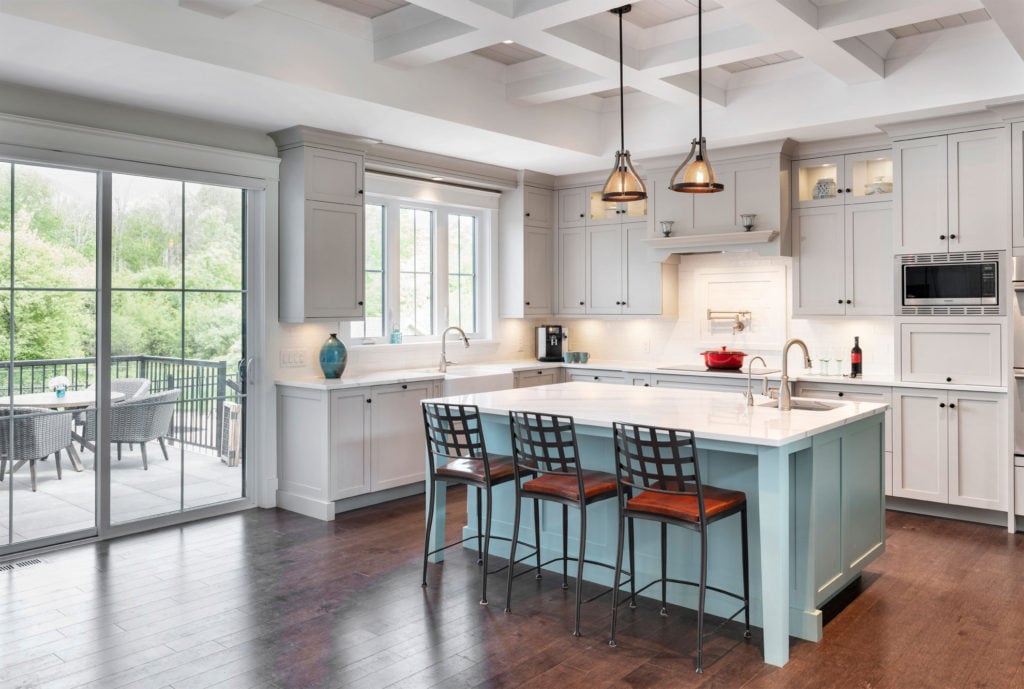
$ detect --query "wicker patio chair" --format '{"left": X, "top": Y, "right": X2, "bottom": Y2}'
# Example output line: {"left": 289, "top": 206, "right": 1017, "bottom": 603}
{"left": 84, "top": 389, "right": 180, "bottom": 470}
{"left": 76, "top": 378, "right": 151, "bottom": 450}
{"left": 0, "top": 407, "right": 73, "bottom": 491}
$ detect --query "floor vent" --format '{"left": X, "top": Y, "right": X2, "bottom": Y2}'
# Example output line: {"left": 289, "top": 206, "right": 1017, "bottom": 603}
{"left": 1, "top": 558, "right": 43, "bottom": 572}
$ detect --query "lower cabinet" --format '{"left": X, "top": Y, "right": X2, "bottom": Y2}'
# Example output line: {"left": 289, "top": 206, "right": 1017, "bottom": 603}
{"left": 514, "top": 368, "right": 562, "bottom": 387}
{"left": 651, "top": 373, "right": 747, "bottom": 394}
{"left": 276, "top": 379, "right": 441, "bottom": 520}
{"left": 892, "top": 388, "right": 1007, "bottom": 510}
{"left": 566, "top": 368, "right": 627, "bottom": 384}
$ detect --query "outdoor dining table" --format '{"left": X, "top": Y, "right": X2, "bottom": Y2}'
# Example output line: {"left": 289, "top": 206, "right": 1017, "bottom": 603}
{"left": 0, "top": 390, "right": 126, "bottom": 470}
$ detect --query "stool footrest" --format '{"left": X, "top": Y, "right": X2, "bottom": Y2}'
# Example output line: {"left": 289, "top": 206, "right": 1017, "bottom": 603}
{"left": 425, "top": 533, "right": 514, "bottom": 559}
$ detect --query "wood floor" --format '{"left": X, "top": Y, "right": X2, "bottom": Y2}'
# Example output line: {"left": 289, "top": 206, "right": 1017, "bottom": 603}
{"left": 3, "top": 489, "right": 1024, "bottom": 689}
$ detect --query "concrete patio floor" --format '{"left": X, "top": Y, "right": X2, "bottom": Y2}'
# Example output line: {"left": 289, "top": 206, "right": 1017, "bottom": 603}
{"left": 0, "top": 441, "right": 244, "bottom": 545}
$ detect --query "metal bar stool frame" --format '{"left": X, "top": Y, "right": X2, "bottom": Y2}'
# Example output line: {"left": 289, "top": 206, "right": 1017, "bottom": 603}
{"left": 421, "top": 402, "right": 541, "bottom": 606}
{"left": 608, "top": 421, "right": 751, "bottom": 673}
{"left": 503, "top": 410, "right": 621, "bottom": 637}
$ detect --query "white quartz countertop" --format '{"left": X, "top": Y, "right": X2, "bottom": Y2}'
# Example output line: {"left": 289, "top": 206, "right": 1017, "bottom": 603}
{"left": 275, "top": 360, "right": 562, "bottom": 390}
{"left": 426, "top": 381, "right": 887, "bottom": 447}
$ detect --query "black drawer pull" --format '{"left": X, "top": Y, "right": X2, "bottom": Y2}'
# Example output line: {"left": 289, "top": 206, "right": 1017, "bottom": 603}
{"left": 946, "top": 377, "right": 952, "bottom": 382}
{"left": 358, "top": 300, "right": 364, "bottom": 306}
{"left": 940, "top": 235, "right": 946, "bottom": 240}
{"left": 837, "top": 299, "right": 843, "bottom": 304}
{"left": 838, "top": 392, "right": 844, "bottom": 397}
{"left": 949, "top": 403, "right": 956, "bottom": 409}
{"left": 401, "top": 384, "right": 407, "bottom": 390}
{"left": 939, "top": 402, "right": 945, "bottom": 408}
{"left": 949, "top": 234, "right": 957, "bottom": 239}
{"left": 367, "top": 398, "right": 372, "bottom": 404}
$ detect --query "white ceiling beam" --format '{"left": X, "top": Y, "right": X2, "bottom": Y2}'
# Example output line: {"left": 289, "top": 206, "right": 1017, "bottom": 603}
{"left": 715, "top": 0, "right": 884, "bottom": 83}
{"left": 177, "top": 0, "right": 261, "bottom": 18}
{"left": 980, "top": 0, "right": 1024, "bottom": 61}
{"left": 816, "top": 0, "right": 984, "bottom": 39}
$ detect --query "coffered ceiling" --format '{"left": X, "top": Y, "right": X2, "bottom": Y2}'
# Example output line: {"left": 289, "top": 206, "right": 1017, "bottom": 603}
{"left": 0, "top": 0, "right": 1022, "bottom": 176}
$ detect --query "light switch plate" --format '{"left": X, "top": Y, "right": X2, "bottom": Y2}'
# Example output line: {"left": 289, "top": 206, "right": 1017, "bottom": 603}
{"left": 280, "top": 348, "right": 306, "bottom": 367}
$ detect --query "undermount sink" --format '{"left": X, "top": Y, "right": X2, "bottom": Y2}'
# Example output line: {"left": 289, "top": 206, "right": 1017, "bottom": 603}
{"left": 758, "top": 398, "right": 841, "bottom": 412}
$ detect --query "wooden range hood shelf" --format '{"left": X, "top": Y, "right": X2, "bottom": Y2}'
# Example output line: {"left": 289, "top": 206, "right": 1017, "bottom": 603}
{"left": 642, "top": 229, "right": 779, "bottom": 254}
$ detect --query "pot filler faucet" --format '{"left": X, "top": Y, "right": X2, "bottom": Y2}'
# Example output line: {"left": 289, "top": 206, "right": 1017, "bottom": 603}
{"left": 439, "top": 326, "right": 470, "bottom": 372}
{"left": 779, "top": 338, "right": 813, "bottom": 411}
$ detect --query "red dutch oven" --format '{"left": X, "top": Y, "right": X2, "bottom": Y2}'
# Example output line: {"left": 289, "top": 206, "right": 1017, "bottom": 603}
{"left": 701, "top": 346, "right": 746, "bottom": 370}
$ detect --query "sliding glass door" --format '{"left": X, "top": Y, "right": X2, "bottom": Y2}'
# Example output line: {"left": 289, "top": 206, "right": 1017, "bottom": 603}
{"left": 1, "top": 159, "right": 251, "bottom": 554}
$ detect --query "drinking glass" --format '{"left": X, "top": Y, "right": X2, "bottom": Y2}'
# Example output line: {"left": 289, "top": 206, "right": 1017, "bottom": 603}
{"left": 833, "top": 357, "right": 844, "bottom": 376}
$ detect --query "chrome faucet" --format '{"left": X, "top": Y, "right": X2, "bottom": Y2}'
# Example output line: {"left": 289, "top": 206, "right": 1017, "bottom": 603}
{"left": 745, "top": 356, "right": 769, "bottom": 406}
{"left": 439, "top": 326, "right": 470, "bottom": 372}
{"left": 779, "top": 338, "right": 812, "bottom": 411}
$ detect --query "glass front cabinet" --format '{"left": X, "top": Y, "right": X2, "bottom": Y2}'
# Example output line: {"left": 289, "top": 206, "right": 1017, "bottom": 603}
{"left": 793, "top": 150, "right": 893, "bottom": 208}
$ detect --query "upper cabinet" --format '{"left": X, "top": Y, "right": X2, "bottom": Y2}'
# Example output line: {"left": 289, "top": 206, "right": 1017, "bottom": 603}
{"left": 1013, "top": 122, "right": 1024, "bottom": 248}
{"left": 586, "top": 186, "right": 648, "bottom": 225}
{"left": 894, "top": 129, "right": 1009, "bottom": 253}
{"left": 271, "top": 126, "right": 366, "bottom": 323}
{"left": 500, "top": 181, "right": 554, "bottom": 318}
{"left": 793, "top": 150, "right": 893, "bottom": 208}
{"left": 558, "top": 187, "right": 589, "bottom": 228}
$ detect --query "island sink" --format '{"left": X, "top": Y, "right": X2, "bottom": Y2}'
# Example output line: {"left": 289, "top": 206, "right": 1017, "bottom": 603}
{"left": 758, "top": 398, "right": 841, "bottom": 412}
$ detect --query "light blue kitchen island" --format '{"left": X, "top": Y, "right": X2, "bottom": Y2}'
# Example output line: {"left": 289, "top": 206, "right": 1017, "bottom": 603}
{"left": 424, "top": 382, "right": 887, "bottom": 667}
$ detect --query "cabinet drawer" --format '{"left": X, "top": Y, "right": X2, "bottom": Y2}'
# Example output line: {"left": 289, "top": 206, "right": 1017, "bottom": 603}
{"left": 651, "top": 374, "right": 746, "bottom": 393}
{"left": 900, "top": 322, "right": 1003, "bottom": 386}
{"left": 514, "top": 369, "right": 561, "bottom": 388}
{"left": 1016, "top": 466, "right": 1024, "bottom": 516}
{"left": 567, "top": 368, "right": 627, "bottom": 384}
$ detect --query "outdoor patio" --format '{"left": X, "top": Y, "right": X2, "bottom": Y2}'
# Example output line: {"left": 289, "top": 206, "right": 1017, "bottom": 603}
{"left": 0, "top": 439, "right": 243, "bottom": 544}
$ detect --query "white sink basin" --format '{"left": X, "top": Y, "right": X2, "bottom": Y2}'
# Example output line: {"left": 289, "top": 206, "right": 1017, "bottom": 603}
{"left": 758, "top": 398, "right": 841, "bottom": 412}
{"left": 441, "top": 366, "right": 515, "bottom": 396}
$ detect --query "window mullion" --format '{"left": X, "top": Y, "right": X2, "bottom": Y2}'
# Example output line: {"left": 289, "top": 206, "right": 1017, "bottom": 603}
{"left": 385, "top": 200, "right": 401, "bottom": 336}
{"left": 436, "top": 210, "right": 449, "bottom": 331}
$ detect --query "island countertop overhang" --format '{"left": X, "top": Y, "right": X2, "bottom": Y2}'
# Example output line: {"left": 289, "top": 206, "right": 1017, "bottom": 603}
{"left": 424, "top": 381, "right": 888, "bottom": 448}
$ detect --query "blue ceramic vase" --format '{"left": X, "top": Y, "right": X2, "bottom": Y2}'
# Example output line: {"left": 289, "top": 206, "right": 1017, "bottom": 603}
{"left": 319, "top": 333, "right": 348, "bottom": 379}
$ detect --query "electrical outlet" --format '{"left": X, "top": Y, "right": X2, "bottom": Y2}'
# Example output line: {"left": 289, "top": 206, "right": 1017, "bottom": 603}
{"left": 280, "top": 348, "right": 306, "bottom": 367}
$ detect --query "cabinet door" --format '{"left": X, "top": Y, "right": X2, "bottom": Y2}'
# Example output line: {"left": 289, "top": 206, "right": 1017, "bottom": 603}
{"left": 793, "top": 155, "right": 844, "bottom": 208}
{"left": 304, "top": 147, "right": 364, "bottom": 206}
{"left": 1013, "top": 122, "right": 1024, "bottom": 249}
{"left": 329, "top": 389, "right": 370, "bottom": 501}
{"left": 845, "top": 202, "right": 893, "bottom": 316}
{"left": 558, "top": 227, "right": 587, "bottom": 314}
{"left": 620, "top": 197, "right": 648, "bottom": 221}
{"left": 523, "top": 227, "right": 553, "bottom": 314}
{"left": 369, "top": 381, "right": 435, "bottom": 491}
{"left": 558, "top": 187, "right": 588, "bottom": 228}
{"left": 900, "top": 322, "right": 1003, "bottom": 386}
{"left": 948, "top": 391, "right": 1007, "bottom": 510}
{"left": 844, "top": 150, "right": 894, "bottom": 205}
{"left": 621, "top": 223, "right": 661, "bottom": 315}
{"left": 303, "top": 201, "right": 364, "bottom": 320}
{"left": 524, "top": 186, "right": 553, "bottom": 228}
{"left": 948, "top": 129, "right": 1008, "bottom": 251}
{"left": 588, "top": 188, "right": 622, "bottom": 225}
{"left": 894, "top": 136, "right": 948, "bottom": 253}
{"left": 514, "top": 369, "right": 561, "bottom": 387}
{"left": 892, "top": 389, "right": 948, "bottom": 503}
{"left": 793, "top": 206, "right": 846, "bottom": 316}
{"left": 587, "top": 226, "right": 623, "bottom": 314}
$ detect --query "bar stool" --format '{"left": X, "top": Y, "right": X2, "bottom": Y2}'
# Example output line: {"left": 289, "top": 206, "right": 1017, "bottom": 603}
{"left": 503, "top": 410, "right": 619, "bottom": 637}
{"left": 608, "top": 421, "right": 751, "bottom": 673}
{"left": 421, "top": 402, "right": 539, "bottom": 606}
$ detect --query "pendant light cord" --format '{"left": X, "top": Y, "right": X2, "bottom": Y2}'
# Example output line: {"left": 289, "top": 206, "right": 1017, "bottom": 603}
{"left": 697, "top": 0, "right": 703, "bottom": 143}
{"left": 618, "top": 7, "right": 625, "bottom": 155}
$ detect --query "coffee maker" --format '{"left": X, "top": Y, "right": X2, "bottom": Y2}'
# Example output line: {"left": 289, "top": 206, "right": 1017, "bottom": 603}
{"left": 536, "top": 325, "right": 567, "bottom": 362}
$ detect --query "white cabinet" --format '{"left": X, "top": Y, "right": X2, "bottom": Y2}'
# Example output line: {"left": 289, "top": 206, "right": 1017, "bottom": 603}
{"left": 894, "top": 129, "right": 1008, "bottom": 253}
{"left": 650, "top": 373, "right": 747, "bottom": 394}
{"left": 794, "top": 382, "right": 893, "bottom": 495}
{"left": 574, "top": 222, "right": 661, "bottom": 316}
{"left": 793, "top": 202, "right": 892, "bottom": 316}
{"left": 558, "top": 227, "right": 587, "bottom": 314}
{"left": 276, "top": 379, "right": 441, "bottom": 521}
{"left": 1012, "top": 122, "right": 1024, "bottom": 248}
{"left": 585, "top": 186, "right": 648, "bottom": 226}
{"left": 793, "top": 151, "right": 893, "bottom": 208}
{"left": 558, "top": 187, "right": 589, "bottom": 228}
{"left": 566, "top": 368, "right": 627, "bottom": 384}
{"left": 514, "top": 368, "right": 562, "bottom": 387}
{"left": 893, "top": 388, "right": 1007, "bottom": 510}
{"left": 899, "top": 322, "right": 1003, "bottom": 387}
{"left": 500, "top": 182, "right": 554, "bottom": 317}
{"left": 524, "top": 186, "right": 554, "bottom": 228}
{"left": 273, "top": 127, "right": 367, "bottom": 324}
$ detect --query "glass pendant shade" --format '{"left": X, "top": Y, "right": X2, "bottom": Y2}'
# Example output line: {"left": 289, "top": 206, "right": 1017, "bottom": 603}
{"left": 602, "top": 150, "right": 647, "bottom": 202}
{"left": 669, "top": 138, "right": 724, "bottom": 193}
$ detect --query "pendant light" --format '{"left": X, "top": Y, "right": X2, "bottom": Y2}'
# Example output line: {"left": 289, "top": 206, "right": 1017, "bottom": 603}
{"left": 670, "top": 0, "right": 723, "bottom": 194}
{"left": 601, "top": 5, "right": 647, "bottom": 203}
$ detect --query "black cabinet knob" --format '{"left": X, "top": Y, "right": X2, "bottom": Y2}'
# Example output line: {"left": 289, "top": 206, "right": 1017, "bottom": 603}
{"left": 949, "top": 403, "right": 956, "bottom": 409}
{"left": 401, "top": 384, "right": 407, "bottom": 390}
{"left": 594, "top": 376, "right": 599, "bottom": 380}
{"left": 939, "top": 402, "right": 946, "bottom": 408}
{"left": 579, "top": 301, "right": 585, "bottom": 306}
{"left": 357, "top": 300, "right": 364, "bottom": 306}
{"left": 940, "top": 235, "right": 946, "bottom": 240}
{"left": 846, "top": 299, "right": 851, "bottom": 304}
{"left": 950, "top": 234, "right": 957, "bottom": 239}
{"left": 837, "top": 189, "right": 844, "bottom": 194}
{"left": 367, "top": 398, "right": 372, "bottom": 404}
{"left": 838, "top": 392, "right": 844, "bottom": 397}
{"left": 845, "top": 188, "right": 851, "bottom": 193}
{"left": 946, "top": 376, "right": 952, "bottom": 382}
{"left": 838, "top": 299, "right": 843, "bottom": 304}
{"left": 525, "top": 212, "right": 531, "bottom": 217}
{"left": 525, "top": 301, "right": 531, "bottom": 306}
{"left": 644, "top": 383, "right": 650, "bottom": 387}
{"left": 358, "top": 189, "right": 364, "bottom": 195}
{"left": 579, "top": 213, "right": 584, "bottom": 218}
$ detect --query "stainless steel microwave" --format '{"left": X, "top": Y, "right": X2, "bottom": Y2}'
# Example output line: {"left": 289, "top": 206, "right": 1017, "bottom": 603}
{"left": 896, "top": 251, "right": 1005, "bottom": 315}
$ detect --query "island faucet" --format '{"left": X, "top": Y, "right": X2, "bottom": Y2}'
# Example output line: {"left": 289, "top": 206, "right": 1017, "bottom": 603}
{"left": 745, "top": 356, "right": 769, "bottom": 406}
{"left": 439, "top": 326, "right": 470, "bottom": 372}
{"left": 779, "top": 338, "right": 812, "bottom": 411}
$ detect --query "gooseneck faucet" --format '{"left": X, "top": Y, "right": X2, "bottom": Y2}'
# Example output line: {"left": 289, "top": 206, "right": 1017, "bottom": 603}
{"left": 779, "top": 338, "right": 812, "bottom": 411}
{"left": 439, "top": 326, "right": 470, "bottom": 372}
{"left": 745, "top": 356, "right": 769, "bottom": 406}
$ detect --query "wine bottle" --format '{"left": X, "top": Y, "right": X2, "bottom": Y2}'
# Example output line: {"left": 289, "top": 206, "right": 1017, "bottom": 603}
{"left": 851, "top": 336, "right": 862, "bottom": 378}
